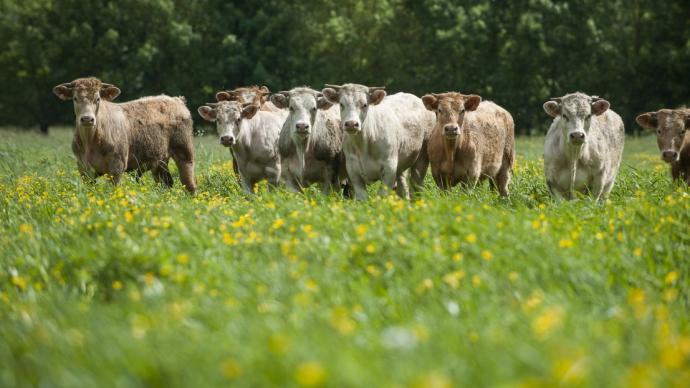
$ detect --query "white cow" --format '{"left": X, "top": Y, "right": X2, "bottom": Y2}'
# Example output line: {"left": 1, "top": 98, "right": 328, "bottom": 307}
{"left": 321, "top": 84, "right": 434, "bottom": 200}
{"left": 270, "top": 87, "right": 347, "bottom": 195}
{"left": 543, "top": 92, "right": 625, "bottom": 201}
{"left": 198, "top": 101, "right": 286, "bottom": 193}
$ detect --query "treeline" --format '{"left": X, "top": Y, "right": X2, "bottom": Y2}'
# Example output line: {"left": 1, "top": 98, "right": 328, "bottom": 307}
{"left": 0, "top": 0, "right": 688, "bottom": 134}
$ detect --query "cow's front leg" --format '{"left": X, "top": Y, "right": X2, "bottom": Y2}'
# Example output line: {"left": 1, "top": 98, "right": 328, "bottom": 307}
{"left": 379, "top": 160, "right": 398, "bottom": 197}
{"left": 106, "top": 156, "right": 125, "bottom": 186}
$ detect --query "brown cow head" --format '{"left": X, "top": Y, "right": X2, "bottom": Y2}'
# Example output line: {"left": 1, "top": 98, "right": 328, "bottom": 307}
{"left": 422, "top": 92, "right": 481, "bottom": 139}
{"left": 636, "top": 109, "right": 690, "bottom": 163}
{"left": 53, "top": 77, "right": 121, "bottom": 128}
{"left": 198, "top": 101, "right": 258, "bottom": 147}
{"left": 321, "top": 84, "right": 385, "bottom": 134}
{"left": 216, "top": 85, "right": 271, "bottom": 107}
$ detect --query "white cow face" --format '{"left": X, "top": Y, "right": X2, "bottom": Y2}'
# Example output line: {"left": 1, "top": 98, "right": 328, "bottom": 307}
{"left": 198, "top": 101, "right": 258, "bottom": 147}
{"left": 53, "top": 78, "right": 121, "bottom": 128}
{"left": 543, "top": 93, "right": 610, "bottom": 146}
{"left": 271, "top": 88, "right": 332, "bottom": 139}
{"left": 322, "top": 84, "right": 386, "bottom": 134}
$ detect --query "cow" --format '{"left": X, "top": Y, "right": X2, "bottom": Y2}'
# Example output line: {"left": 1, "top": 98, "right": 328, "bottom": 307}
{"left": 542, "top": 92, "right": 624, "bottom": 201}
{"left": 321, "top": 84, "right": 434, "bottom": 200}
{"left": 421, "top": 92, "right": 514, "bottom": 196}
{"left": 197, "top": 101, "right": 286, "bottom": 193}
{"left": 52, "top": 77, "right": 196, "bottom": 193}
{"left": 636, "top": 108, "right": 690, "bottom": 185}
{"left": 270, "top": 87, "right": 347, "bottom": 195}
{"left": 216, "top": 86, "right": 281, "bottom": 112}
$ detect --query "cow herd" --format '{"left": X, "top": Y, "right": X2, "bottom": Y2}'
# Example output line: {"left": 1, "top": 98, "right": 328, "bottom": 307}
{"left": 53, "top": 77, "right": 690, "bottom": 200}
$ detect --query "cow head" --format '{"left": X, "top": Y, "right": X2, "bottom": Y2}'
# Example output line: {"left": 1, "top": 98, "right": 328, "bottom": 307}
{"left": 198, "top": 101, "right": 258, "bottom": 147}
{"left": 636, "top": 109, "right": 690, "bottom": 163}
{"left": 422, "top": 92, "right": 481, "bottom": 139}
{"left": 543, "top": 92, "right": 610, "bottom": 146}
{"left": 321, "top": 84, "right": 386, "bottom": 134}
{"left": 216, "top": 85, "right": 272, "bottom": 107}
{"left": 53, "top": 77, "right": 121, "bottom": 128}
{"left": 270, "top": 87, "right": 332, "bottom": 139}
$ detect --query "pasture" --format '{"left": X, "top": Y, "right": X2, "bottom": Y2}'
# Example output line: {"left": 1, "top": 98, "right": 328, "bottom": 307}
{"left": 1, "top": 128, "right": 688, "bottom": 387}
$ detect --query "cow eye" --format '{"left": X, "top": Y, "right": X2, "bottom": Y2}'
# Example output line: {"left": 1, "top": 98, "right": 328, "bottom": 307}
{"left": 339, "top": 103, "right": 344, "bottom": 109}
{"left": 289, "top": 107, "right": 294, "bottom": 112}
{"left": 362, "top": 103, "right": 368, "bottom": 108}
{"left": 311, "top": 107, "right": 317, "bottom": 112}
{"left": 657, "top": 129, "right": 661, "bottom": 134}
{"left": 563, "top": 115, "right": 569, "bottom": 122}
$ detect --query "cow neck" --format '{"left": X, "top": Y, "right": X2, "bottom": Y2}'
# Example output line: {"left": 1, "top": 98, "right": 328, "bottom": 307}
{"left": 563, "top": 134, "right": 585, "bottom": 197}
{"left": 76, "top": 121, "right": 100, "bottom": 153}
{"left": 293, "top": 134, "right": 310, "bottom": 181}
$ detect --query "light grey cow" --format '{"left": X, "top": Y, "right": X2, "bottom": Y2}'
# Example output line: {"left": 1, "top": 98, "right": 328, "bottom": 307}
{"left": 321, "top": 84, "right": 434, "bottom": 200}
{"left": 198, "top": 101, "right": 286, "bottom": 193}
{"left": 543, "top": 92, "right": 625, "bottom": 201}
{"left": 270, "top": 87, "right": 347, "bottom": 195}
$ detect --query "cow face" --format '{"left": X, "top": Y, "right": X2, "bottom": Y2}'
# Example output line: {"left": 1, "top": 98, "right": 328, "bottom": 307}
{"left": 422, "top": 93, "right": 481, "bottom": 139}
{"left": 543, "top": 93, "right": 609, "bottom": 146}
{"left": 217, "top": 85, "right": 271, "bottom": 106}
{"left": 271, "top": 88, "right": 332, "bottom": 139}
{"left": 636, "top": 109, "right": 689, "bottom": 163}
{"left": 53, "top": 77, "right": 121, "bottom": 128}
{"left": 322, "top": 84, "right": 385, "bottom": 134}
{"left": 198, "top": 101, "right": 258, "bottom": 147}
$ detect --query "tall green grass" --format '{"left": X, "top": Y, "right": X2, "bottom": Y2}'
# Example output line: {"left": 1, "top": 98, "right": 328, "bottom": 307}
{"left": 0, "top": 128, "right": 688, "bottom": 387}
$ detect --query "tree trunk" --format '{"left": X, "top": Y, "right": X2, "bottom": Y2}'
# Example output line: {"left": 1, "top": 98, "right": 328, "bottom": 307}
{"left": 39, "top": 122, "right": 49, "bottom": 135}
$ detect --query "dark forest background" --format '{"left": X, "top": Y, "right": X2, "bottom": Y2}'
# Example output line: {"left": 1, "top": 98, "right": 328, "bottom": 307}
{"left": 1, "top": 0, "right": 688, "bottom": 134}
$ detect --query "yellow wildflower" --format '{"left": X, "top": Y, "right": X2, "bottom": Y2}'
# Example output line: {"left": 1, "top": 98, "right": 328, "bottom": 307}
{"left": 295, "top": 361, "right": 327, "bottom": 387}
{"left": 219, "top": 358, "right": 242, "bottom": 380}
{"left": 481, "top": 250, "right": 493, "bottom": 261}
{"left": 465, "top": 233, "right": 477, "bottom": 244}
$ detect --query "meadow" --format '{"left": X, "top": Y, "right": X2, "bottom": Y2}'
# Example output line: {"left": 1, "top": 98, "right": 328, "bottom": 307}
{"left": 0, "top": 128, "right": 688, "bottom": 387}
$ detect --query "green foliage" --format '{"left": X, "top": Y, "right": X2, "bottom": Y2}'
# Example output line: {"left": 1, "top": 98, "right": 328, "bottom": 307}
{"left": 1, "top": 129, "right": 689, "bottom": 386}
{"left": 0, "top": 0, "right": 689, "bottom": 133}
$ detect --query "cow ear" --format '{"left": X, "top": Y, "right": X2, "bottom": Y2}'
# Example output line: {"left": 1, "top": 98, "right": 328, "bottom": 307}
{"left": 635, "top": 112, "right": 657, "bottom": 130}
{"left": 100, "top": 86, "right": 121, "bottom": 101}
{"left": 464, "top": 95, "right": 481, "bottom": 111}
{"left": 543, "top": 101, "right": 560, "bottom": 118}
{"left": 317, "top": 95, "right": 333, "bottom": 110}
{"left": 684, "top": 114, "right": 690, "bottom": 130}
{"left": 270, "top": 93, "right": 289, "bottom": 109}
{"left": 216, "top": 91, "right": 233, "bottom": 101}
{"left": 198, "top": 106, "right": 217, "bottom": 122}
{"left": 260, "top": 86, "right": 270, "bottom": 93}
{"left": 369, "top": 90, "right": 386, "bottom": 105}
{"left": 321, "top": 88, "right": 339, "bottom": 104}
{"left": 421, "top": 95, "right": 438, "bottom": 111}
{"left": 591, "top": 99, "right": 610, "bottom": 116}
{"left": 53, "top": 83, "right": 74, "bottom": 101}
{"left": 241, "top": 104, "right": 259, "bottom": 119}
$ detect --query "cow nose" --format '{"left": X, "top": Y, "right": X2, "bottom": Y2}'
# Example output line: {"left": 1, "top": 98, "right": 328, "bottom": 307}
{"left": 220, "top": 135, "right": 234, "bottom": 146}
{"left": 569, "top": 132, "right": 585, "bottom": 142}
{"left": 444, "top": 124, "right": 459, "bottom": 134}
{"left": 662, "top": 150, "right": 678, "bottom": 162}
{"left": 80, "top": 116, "right": 95, "bottom": 125}
{"left": 295, "top": 122, "right": 310, "bottom": 132}
{"left": 344, "top": 120, "right": 359, "bottom": 130}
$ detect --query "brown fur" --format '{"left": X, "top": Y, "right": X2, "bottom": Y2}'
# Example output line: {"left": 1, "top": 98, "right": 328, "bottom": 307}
{"left": 217, "top": 86, "right": 280, "bottom": 112}
{"left": 636, "top": 108, "right": 690, "bottom": 185}
{"left": 55, "top": 77, "right": 196, "bottom": 193}
{"left": 423, "top": 92, "right": 514, "bottom": 196}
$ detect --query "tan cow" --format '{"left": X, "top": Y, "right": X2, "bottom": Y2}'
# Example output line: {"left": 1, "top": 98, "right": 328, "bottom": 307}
{"left": 216, "top": 85, "right": 281, "bottom": 112}
{"left": 636, "top": 108, "right": 690, "bottom": 185}
{"left": 421, "top": 92, "right": 515, "bottom": 196}
{"left": 53, "top": 77, "right": 196, "bottom": 193}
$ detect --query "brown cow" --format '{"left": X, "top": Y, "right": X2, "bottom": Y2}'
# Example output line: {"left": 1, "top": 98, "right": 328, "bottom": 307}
{"left": 216, "top": 85, "right": 280, "bottom": 112}
{"left": 53, "top": 77, "right": 196, "bottom": 193}
{"left": 422, "top": 92, "right": 514, "bottom": 196}
{"left": 636, "top": 108, "right": 690, "bottom": 185}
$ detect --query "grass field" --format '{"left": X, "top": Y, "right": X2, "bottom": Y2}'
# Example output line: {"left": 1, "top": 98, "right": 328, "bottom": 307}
{"left": 1, "top": 128, "right": 689, "bottom": 387}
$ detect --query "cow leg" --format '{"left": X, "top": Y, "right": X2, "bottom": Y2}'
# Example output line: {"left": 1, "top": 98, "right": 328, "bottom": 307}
{"left": 76, "top": 160, "right": 96, "bottom": 183}
{"left": 410, "top": 150, "right": 429, "bottom": 196}
{"left": 349, "top": 174, "right": 368, "bottom": 201}
{"left": 395, "top": 172, "right": 410, "bottom": 199}
{"left": 239, "top": 174, "right": 255, "bottom": 195}
{"left": 106, "top": 156, "right": 125, "bottom": 186}
{"left": 171, "top": 152, "right": 197, "bottom": 194}
{"left": 380, "top": 161, "right": 398, "bottom": 198}
{"left": 285, "top": 174, "right": 302, "bottom": 193}
{"left": 153, "top": 161, "right": 174, "bottom": 187}
{"left": 266, "top": 165, "right": 281, "bottom": 192}
{"left": 495, "top": 164, "right": 511, "bottom": 197}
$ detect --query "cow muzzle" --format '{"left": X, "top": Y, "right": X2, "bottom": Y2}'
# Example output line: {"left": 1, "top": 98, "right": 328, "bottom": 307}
{"left": 220, "top": 135, "right": 235, "bottom": 147}
{"left": 568, "top": 131, "right": 586, "bottom": 145}
{"left": 661, "top": 150, "right": 679, "bottom": 163}
{"left": 344, "top": 120, "right": 361, "bottom": 134}
{"left": 444, "top": 124, "right": 460, "bottom": 138}
{"left": 80, "top": 115, "right": 95, "bottom": 126}
{"left": 295, "top": 122, "right": 311, "bottom": 135}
